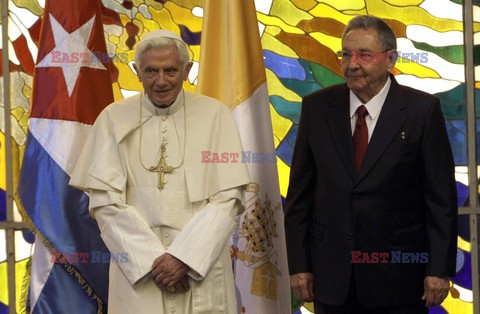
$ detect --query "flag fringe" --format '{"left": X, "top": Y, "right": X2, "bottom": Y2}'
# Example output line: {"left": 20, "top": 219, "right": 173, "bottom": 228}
{"left": 19, "top": 257, "right": 32, "bottom": 314}
{"left": 14, "top": 192, "right": 105, "bottom": 314}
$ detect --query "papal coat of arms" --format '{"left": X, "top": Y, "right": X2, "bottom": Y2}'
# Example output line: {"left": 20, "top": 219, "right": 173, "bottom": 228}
{"left": 231, "top": 183, "right": 283, "bottom": 300}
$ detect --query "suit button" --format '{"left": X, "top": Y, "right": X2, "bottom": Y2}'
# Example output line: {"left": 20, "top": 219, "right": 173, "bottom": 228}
{"left": 352, "top": 195, "right": 359, "bottom": 202}
{"left": 347, "top": 233, "right": 354, "bottom": 240}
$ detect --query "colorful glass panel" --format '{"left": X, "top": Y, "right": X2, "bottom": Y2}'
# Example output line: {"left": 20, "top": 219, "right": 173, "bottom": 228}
{"left": 0, "top": 0, "right": 478, "bottom": 313}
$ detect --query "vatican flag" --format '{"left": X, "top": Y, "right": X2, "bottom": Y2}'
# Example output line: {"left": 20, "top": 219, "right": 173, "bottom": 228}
{"left": 197, "top": 0, "right": 291, "bottom": 313}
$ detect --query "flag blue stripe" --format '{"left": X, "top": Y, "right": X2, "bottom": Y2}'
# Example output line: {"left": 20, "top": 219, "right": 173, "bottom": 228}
{"left": 18, "top": 131, "right": 109, "bottom": 302}
{"left": 32, "top": 263, "right": 99, "bottom": 314}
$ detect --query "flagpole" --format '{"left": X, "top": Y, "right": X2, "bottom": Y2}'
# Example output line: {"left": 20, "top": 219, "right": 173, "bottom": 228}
{"left": 1, "top": 0, "right": 18, "bottom": 312}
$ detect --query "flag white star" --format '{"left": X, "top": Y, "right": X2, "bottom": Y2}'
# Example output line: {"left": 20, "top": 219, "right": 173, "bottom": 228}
{"left": 36, "top": 14, "right": 107, "bottom": 96}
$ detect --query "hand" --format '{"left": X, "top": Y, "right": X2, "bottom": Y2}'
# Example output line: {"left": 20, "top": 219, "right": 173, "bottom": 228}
{"left": 170, "top": 275, "right": 190, "bottom": 294}
{"left": 422, "top": 276, "right": 450, "bottom": 307}
{"left": 290, "top": 272, "right": 314, "bottom": 302}
{"left": 151, "top": 253, "right": 189, "bottom": 290}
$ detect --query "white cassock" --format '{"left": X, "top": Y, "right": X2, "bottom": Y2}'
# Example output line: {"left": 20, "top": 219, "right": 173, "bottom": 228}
{"left": 70, "top": 90, "right": 250, "bottom": 314}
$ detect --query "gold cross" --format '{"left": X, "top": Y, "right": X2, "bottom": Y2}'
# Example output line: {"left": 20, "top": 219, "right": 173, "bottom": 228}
{"left": 149, "top": 143, "right": 173, "bottom": 190}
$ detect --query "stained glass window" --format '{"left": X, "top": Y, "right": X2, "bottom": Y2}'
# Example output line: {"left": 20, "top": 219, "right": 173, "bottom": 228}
{"left": 0, "top": 0, "right": 479, "bottom": 313}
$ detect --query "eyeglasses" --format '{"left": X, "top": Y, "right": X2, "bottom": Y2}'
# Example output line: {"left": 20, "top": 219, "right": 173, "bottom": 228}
{"left": 337, "top": 50, "right": 392, "bottom": 64}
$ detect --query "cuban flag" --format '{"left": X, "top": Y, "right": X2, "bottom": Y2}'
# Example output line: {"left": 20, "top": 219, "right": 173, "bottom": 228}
{"left": 197, "top": 0, "right": 291, "bottom": 313}
{"left": 17, "top": 0, "right": 113, "bottom": 312}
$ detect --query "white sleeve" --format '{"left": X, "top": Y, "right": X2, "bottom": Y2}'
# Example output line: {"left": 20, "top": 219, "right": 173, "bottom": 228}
{"left": 166, "top": 187, "right": 244, "bottom": 280}
{"left": 90, "top": 189, "right": 166, "bottom": 288}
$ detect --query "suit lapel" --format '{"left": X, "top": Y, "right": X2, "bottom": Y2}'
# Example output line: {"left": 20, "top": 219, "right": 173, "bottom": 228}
{"left": 355, "top": 76, "right": 407, "bottom": 184}
{"left": 327, "top": 84, "right": 356, "bottom": 182}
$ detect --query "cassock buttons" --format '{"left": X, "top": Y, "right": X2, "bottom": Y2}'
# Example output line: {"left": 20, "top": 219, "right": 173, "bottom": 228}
{"left": 347, "top": 233, "right": 354, "bottom": 240}
{"left": 170, "top": 308, "right": 175, "bottom": 313}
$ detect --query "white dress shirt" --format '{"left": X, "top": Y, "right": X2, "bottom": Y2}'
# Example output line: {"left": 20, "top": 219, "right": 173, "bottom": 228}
{"left": 350, "top": 77, "right": 392, "bottom": 142}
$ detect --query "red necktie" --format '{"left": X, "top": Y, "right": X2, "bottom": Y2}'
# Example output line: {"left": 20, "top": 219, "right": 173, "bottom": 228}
{"left": 353, "top": 105, "right": 368, "bottom": 173}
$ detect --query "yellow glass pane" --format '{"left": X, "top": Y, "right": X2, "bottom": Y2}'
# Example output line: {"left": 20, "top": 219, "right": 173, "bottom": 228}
{"left": 266, "top": 68, "right": 301, "bottom": 102}
{"left": 0, "top": 257, "right": 30, "bottom": 312}
{"left": 310, "top": 31, "right": 342, "bottom": 55}
{"left": 257, "top": 12, "right": 305, "bottom": 35}
{"left": 317, "top": 0, "right": 365, "bottom": 11}
{"left": 149, "top": 6, "right": 180, "bottom": 35}
{"left": 270, "top": 0, "right": 314, "bottom": 26}
{"left": 262, "top": 30, "right": 300, "bottom": 59}
{"left": 270, "top": 104, "right": 292, "bottom": 149}
{"left": 0, "top": 133, "right": 6, "bottom": 192}
{"left": 164, "top": 2, "right": 203, "bottom": 32}
{"left": 0, "top": 260, "right": 7, "bottom": 305}
{"left": 365, "top": 0, "right": 464, "bottom": 32}
{"left": 277, "top": 157, "right": 290, "bottom": 198}
{"left": 384, "top": 0, "right": 424, "bottom": 6}
{"left": 291, "top": 0, "right": 317, "bottom": 11}
{"left": 309, "top": 3, "right": 354, "bottom": 25}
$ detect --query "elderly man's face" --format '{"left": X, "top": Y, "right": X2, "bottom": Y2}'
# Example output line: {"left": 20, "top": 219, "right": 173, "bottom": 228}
{"left": 135, "top": 46, "right": 192, "bottom": 108}
{"left": 341, "top": 27, "right": 395, "bottom": 103}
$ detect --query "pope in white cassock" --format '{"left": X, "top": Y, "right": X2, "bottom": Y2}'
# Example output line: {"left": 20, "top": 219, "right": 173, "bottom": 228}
{"left": 70, "top": 30, "right": 250, "bottom": 313}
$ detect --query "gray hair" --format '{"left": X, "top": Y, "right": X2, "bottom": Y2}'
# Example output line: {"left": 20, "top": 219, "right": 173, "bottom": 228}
{"left": 134, "top": 37, "right": 191, "bottom": 69}
{"left": 342, "top": 15, "right": 397, "bottom": 51}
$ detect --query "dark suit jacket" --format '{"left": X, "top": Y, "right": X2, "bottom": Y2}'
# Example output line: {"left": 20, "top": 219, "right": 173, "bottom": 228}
{"left": 284, "top": 75, "right": 458, "bottom": 308}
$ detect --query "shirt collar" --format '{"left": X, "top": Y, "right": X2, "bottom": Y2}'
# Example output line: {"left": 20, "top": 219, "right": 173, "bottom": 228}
{"left": 349, "top": 76, "right": 391, "bottom": 120}
{"left": 142, "top": 90, "right": 185, "bottom": 116}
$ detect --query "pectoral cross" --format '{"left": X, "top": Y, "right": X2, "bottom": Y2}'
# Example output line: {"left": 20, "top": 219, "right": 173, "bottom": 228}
{"left": 149, "top": 143, "right": 173, "bottom": 190}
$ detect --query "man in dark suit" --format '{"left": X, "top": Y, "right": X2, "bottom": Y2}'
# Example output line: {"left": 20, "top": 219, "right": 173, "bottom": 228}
{"left": 285, "top": 15, "right": 457, "bottom": 313}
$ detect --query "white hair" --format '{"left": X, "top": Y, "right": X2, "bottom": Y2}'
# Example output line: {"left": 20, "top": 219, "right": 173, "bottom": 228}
{"left": 134, "top": 37, "right": 190, "bottom": 69}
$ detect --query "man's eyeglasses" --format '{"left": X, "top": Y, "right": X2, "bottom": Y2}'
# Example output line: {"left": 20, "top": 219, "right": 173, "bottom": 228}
{"left": 337, "top": 50, "right": 393, "bottom": 64}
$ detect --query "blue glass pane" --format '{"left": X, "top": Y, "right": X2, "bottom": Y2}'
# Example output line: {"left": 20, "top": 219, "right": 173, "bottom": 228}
{"left": 476, "top": 88, "right": 480, "bottom": 118}
{"left": 0, "top": 302, "right": 8, "bottom": 314}
{"left": 436, "top": 85, "right": 465, "bottom": 120}
{"left": 180, "top": 25, "right": 201, "bottom": 45}
{"left": 429, "top": 304, "right": 449, "bottom": 314}
{"left": 270, "top": 95, "right": 301, "bottom": 124}
{"left": 264, "top": 50, "right": 306, "bottom": 80}
{"left": 445, "top": 120, "right": 466, "bottom": 165}
{"left": 280, "top": 78, "right": 321, "bottom": 98}
{"left": 22, "top": 230, "right": 35, "bottom": 244}
{"left": 276, "top": 126, "right": 298, "bottom": 167}
{"left": 457, "top": 181, "right": 469, "bottom": 207}
{"left": 452, "top": 248, "right": 471, "bottom": 289}
{"left": 299, "top": 59, "right": 317, "bottom": 82}
{"left": 0, "top": 189, "right": 5, "bottom": 221}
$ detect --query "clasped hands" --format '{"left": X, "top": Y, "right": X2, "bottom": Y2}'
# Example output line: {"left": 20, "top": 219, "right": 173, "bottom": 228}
{"left": 151, "top": 253, "right": 190, "bottom": 294}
